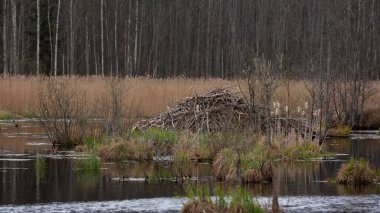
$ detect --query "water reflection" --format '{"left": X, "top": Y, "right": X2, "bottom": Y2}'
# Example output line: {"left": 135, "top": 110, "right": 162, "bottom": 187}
{"left": 0, "top": 121, "right": 380, "bottom": 206}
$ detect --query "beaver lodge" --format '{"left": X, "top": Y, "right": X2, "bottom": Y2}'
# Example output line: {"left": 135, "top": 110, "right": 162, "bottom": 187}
{"left": 134, "top": 86, "right": 320, "bottom": 140}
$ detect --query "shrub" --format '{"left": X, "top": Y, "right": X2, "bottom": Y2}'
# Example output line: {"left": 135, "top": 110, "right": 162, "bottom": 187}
{"left": 96, "top": 78, "right": 129, "bottom": 135}
{"left": 38, "top": 80, "right": 89, "bottom": 148}
{"left": 337, "top": 158, "right": 375, "bottom": 184}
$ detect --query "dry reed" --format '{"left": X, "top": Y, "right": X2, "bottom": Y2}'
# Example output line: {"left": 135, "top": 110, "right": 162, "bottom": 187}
{"left": 1, "top": 76, "right": 379, "bottom": 126}
{"left": 337, "top": 158, "right": 375, "bottom": 184}
{"left": 0, "top": 76, "right": 234, "bottom": 118}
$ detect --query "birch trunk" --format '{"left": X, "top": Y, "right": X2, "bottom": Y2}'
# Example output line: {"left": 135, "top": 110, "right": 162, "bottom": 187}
{"left": 92, "top": 21, "right": 98, "bottom": 75}
{"left": 85, "top": 15, "right": 89, "bottom": 76}
{"left": 11, "top": 0, "right": 17, "bottom": 74}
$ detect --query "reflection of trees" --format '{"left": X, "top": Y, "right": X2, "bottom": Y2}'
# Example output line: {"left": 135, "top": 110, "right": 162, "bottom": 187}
{"left": 336, "top": 184, "right": 375, "bottom": 196}
{"left": 274, "top": 161, "right": 320, "bottom": 195}
{"left": 325, "top": 138, "right": 380, "bottom": 166}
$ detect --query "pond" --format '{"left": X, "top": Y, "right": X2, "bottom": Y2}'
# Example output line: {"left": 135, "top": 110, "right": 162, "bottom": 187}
{"left": 0, "top": 120, "right": 380, "bottom": 212}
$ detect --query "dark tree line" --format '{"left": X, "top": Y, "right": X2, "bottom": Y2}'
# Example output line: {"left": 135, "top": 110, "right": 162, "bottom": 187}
{"left": 0, "top": 0, "right": 379, "bottom": 79}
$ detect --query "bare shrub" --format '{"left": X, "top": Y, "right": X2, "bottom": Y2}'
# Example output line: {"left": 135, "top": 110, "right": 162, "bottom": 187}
{"left": 96, "top": 78, "right": 129, "bottom": 135}
{"left": 245, "top": 55, "right": 282, "bottom": 146}
{"left": 38, "top": 79, "right": 89, "bottom": 147}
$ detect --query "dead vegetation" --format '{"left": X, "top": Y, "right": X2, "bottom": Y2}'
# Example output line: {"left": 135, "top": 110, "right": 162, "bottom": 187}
{"left": 213, "top": 146, "right": 273, "bottom": 183}
{"left": 38, "top": 79, "right": 90, "bottom": 147}
{"left": 337, "top": 158, "right": 375, "bottom": 184}
{"left": 97, "top": 138, "right": 153, "bottom": 161}
{"left": 1, "top": 76, "right": 379, "bottom": 129}
{"left": 134, "top": 86, "right": 250, "bottom": 132}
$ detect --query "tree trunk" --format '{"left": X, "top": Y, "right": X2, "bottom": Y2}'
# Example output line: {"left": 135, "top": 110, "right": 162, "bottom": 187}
{"left": 47, "top": 0, "right": 53, "bottom": 75}
{"left": 92, "top": 21, "right": 98, "bottom": 76}
{"left": 100, "top": 0, "right": 104, "bottom": 77}
{"left": 11, "top": 0, "right": 17, "bottom": 75}
{"left": 3, "top": 0, "right": 7, "bottom": 77}
{"left": 133, "top": 0, "right": 139, "bottom": 76}
{"left": 85, "top": 15, "right": 89, "bottom": 76}
{"left": 114, "top": 1, "right": 118, "bottom": 77}
{"left": 36, "top": 0, "right": 40, "bottom": 75}
{"left": 69, "top": 0, "right": 74, "bottom": 76}
{"left": 53, "top": 0, "right": 61, "bottom": 77}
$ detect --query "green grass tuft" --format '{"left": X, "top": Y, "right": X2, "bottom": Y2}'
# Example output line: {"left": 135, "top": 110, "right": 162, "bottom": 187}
{"left": 36, "top": 155, "right": 46, "bottom": 180}
{"left": 0, "top": 111, "right": 13, "bottom": 120}
{"left": 76, "top": 154, "right": 100, "bottom": 172}
{"left": 183, "top": 185, "right": 265, "bottom": 213}
{"left": 142, "top": 127, "right": 180, "bottom": 145}
{"left": 329, "top": 125, "right": 352, "bottom": 137}
{"left": 21, "top": 111, "right": 40, "bottom": 118}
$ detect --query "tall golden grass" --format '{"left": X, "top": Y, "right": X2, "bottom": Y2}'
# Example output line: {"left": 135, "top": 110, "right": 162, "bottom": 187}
{"left": 0, "top": 76, "right": 379, "bottom": 120}
{"left": 0, "top": 76, "right": 233, "bottom": 118}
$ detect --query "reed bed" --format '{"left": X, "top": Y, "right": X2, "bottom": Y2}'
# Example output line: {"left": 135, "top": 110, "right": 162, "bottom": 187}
{"left": 0, "top": 76, "right": 232, "bottom": 118}
{"left": 0, "top": 76, "right": 316, "bottom": 118}
{"left": 1, "top": 76, "right": 379, "bottom": 127}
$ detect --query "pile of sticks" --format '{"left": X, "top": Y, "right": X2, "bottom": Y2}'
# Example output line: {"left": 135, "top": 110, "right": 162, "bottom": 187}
{"left": 134, "top": 86, "right": 250, "bottom": 132}
{"left": 134, "top": 86, "right": 319, "bottom": 139}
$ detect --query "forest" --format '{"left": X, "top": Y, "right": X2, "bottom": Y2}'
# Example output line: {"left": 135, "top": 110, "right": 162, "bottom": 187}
{"left": 0, "top": 0, "right": 379, "bottom": 79}
{"left": 1, "top": 1, "right": 380, "bottom": 212}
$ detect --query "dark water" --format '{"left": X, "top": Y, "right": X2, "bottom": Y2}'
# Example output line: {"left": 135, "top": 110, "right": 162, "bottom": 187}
{"left": 1, "top": 120, "right": 380, "bottom": 212}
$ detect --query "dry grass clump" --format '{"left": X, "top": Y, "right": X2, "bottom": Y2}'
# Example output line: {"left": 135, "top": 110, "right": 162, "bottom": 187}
{"left": 97, "top": 137, "right": 153, "bottom": 161}
{"left": 213, "top": 145, "right": 273, "bottom": 183}
{"left": 96, "top": 128, "right": 180, "bottom": 161}
{"left": 337, "top": 158, "right": 375, "bottom": 184}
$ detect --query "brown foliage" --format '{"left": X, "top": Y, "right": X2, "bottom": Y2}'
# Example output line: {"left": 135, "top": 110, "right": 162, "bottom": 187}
{"left": 337, "top": 158, "right": 375, "bottom": 184}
